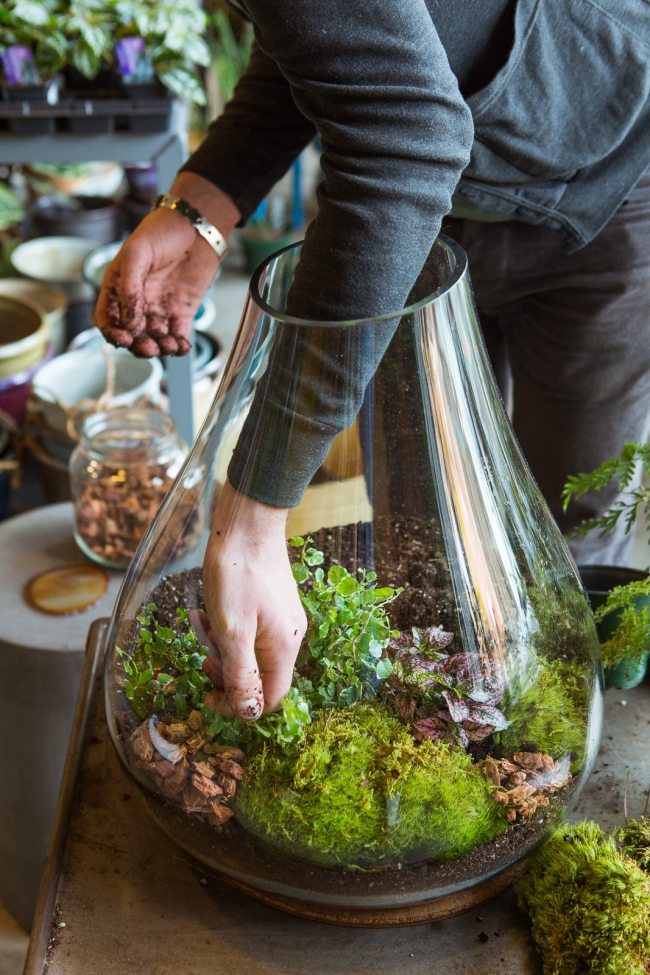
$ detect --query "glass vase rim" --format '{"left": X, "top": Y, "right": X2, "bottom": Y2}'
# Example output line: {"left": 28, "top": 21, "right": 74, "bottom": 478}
{"left": 248, "top": 234, "right": 468, "bottom": 328}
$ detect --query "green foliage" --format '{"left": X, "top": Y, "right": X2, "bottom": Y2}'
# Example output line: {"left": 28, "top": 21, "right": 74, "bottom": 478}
{"left": 0, "top": 183, "right": 24, "bottom": 232}
{"left": 113, "top": 0, "right": 210, "bottom": 103}
{"left": 119, "top": 604, "right": 311, "bottom": 744}
{"left": 516, "top": 820, "right": 650, "bottom": 975}
{"left": 495, "top": 656, "right": 590, "bottom": 772}
{"left": 61, "top": 0, "right": 115, "bottom": 79}
{"left": 236, "top": 702, "right": 507, "bottom": 867}
{"left": 593, "top": 577, "right": 650, "bottom": 671}
{"left": 0, "top": 0, "right": 209, "bottom": 101}
{"left": 290, "top": 536, "right": 401, "bottom": 710}
{"left": 210, "top": 7, "right": 252, "bottom": 104}
{"left": 620, "top": 816, "right": 650, "bottom": 875}
{"left": 562, "top": 440, "right": 650, "bottom": 543}
{"left": 117, "top": 603, "right": 210, "bottom": 719}
{"left": 0, "top": 1, "right": 67, "bottom": 79}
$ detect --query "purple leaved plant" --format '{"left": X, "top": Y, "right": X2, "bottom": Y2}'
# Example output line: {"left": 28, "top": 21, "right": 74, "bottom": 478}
{"left": 388, "top": 626, "right": 508, "bottom": 748}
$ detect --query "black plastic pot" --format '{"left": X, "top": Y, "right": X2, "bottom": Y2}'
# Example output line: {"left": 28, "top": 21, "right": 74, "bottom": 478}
{"left": 64, "top": 65, "right": 120, "bottom": 98}
{"left": 30, "top": 196, "right": 122, "bottom": 245}
{"left": 66, "top": 109, "right": 114, "bottom": 134}
{"left": 1, "top": 79, "right": 58, "bottom": 134}
{"left": 578, "top": 564, "right": 650, "bottom": 690}
{"left": 120, "top": 79, "right": 166, "bottom": 99}
{"left": 123, "top": 163, "right": 158, "bottom": 204}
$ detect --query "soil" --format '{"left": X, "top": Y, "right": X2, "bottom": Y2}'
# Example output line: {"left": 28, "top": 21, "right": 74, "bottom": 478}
{"left": 149, "top": 516, "right": 457, "bottom": 633}
{"left": 120, "top": 514, "right": 580, "bottom": 905}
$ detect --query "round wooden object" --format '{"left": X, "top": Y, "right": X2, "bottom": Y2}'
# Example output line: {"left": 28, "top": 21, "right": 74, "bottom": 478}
{"left": 215, "top": 863, "right": 526, "bottom": 928}
{"left": 0, "top": 502, "right": 124, "bottom": 652}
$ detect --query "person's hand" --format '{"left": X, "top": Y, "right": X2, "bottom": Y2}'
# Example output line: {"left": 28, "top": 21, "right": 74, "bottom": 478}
{"left": 95, "top": 172, "right": 240, "bottom": 358}
{"left": 201, "top": 480, "right": 307, "bottom": 721}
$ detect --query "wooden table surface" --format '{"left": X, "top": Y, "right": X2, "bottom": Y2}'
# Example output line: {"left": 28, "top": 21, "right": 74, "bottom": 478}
{"left": 25, "top": 622, "right": 650, "bottom": 975}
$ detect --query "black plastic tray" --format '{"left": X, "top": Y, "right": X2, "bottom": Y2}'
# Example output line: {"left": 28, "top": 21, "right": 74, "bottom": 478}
{"left": 0, "top": 94, "right": 174, "bottom": 135}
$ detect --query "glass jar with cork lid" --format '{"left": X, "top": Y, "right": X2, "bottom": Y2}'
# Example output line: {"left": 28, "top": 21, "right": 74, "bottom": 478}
{"left": 70, "top": 407, "right": 186, "bottom": 570}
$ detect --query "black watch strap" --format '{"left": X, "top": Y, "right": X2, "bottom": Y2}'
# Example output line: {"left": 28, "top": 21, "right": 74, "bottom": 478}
{"left": 152, "top": 193, "right": 228, "bottom": 259}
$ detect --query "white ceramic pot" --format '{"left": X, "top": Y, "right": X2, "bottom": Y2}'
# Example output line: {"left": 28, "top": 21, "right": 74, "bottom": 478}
{"left": 31, "top": 345, "right": 164, "bottom": 436}
{"left": 0, "top": 279, "right": 67, "bottom": 354}
{"left": 11, "top": 236, "right": 102, "bottom": 302}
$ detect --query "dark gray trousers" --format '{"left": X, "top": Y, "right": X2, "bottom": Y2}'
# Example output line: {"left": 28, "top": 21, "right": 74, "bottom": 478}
{"left": 443, "top": 167, "right": 650, "bottom": 567}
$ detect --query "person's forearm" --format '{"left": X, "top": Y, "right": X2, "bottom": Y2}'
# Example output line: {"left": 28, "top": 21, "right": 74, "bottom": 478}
{"left": 227, "top": 0, "right": 473, "bottom": 507}
{"left": 181, "top": 44, "right": 317, "bottom": 225}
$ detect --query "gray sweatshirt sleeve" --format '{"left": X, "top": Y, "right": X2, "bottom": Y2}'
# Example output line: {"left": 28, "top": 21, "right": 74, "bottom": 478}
{"left": 188, "top": 0, "right": 473, "bottom": 506}
{"left": 181, "top": 43, "right": 316, "bottom": 223}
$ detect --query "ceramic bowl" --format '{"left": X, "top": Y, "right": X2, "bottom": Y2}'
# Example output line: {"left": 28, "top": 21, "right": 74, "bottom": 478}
{"left": 0, "top": 295, "right": 49, "bottom": 378}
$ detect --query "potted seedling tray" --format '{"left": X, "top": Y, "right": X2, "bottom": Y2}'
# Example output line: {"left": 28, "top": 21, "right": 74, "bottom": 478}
{"left": 0, "top": 93, "right": 174, "bottom": 135}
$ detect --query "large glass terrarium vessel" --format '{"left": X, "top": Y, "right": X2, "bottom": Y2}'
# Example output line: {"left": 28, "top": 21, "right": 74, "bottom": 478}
{"left": 105, "top": 238, "right": 603, "bottom": 919}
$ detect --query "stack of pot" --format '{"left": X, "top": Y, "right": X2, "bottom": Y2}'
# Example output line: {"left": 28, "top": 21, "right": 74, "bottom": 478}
{"left": 0, "top": 294, "right": 51, "bottom": 426}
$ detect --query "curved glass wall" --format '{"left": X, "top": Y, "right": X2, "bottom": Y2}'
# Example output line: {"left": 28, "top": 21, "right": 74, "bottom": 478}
{"left": 105, "top": 237, "right": 603, "bottom": 908}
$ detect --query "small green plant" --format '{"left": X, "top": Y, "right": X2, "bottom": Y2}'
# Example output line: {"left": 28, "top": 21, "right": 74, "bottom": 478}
{"left": 563, "top": 442, "right": 650, "bottom": 677}
{"left": 387, "top": 626, "right": 508, "bottom": 747}
{"left": 593, "top": 577, "right": 650, "bottom": 671}
{"left": 290, "top": 536, "right": 401, "bottom": 709}
{"left": 117, "top": 603, "right": 210, "bottom": 719}
{"left": 113, "top": 0, "right": 210, "bottom": 103}
{"left": 0, "top": 1, "right": 67, "bottom": 80}
{"left": 516, "top": 820, "right": 650, "bottom": 975}
{"left": 118, "top": 604, "right": 311, "bottom": 745}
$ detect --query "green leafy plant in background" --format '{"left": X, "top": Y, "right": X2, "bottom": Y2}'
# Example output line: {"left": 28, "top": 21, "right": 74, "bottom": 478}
{"left": 0, "top": 183, "right": 24, "bottom": 232}
{"left": 516, "top": 820, "right": 650, "bottom": 975}
{"left": 562, "top": 441, "right": 650, "bottom": 543}
{"left": 290, "top": 535, "right": 401, "bottom": 709}
{"left": 59, "top": 0, "right": 116, "bottom": 80}
{"left": 0, "top": 0, "right": 67, "bottom": 80}
{"left": 593, "top": 577, "right": 650, "bottom": 671}
{"left": 563, "top": 441, "right": 650, "bottom": 674}
{"left": 113, "top": 0, "right": 210, "bottom": 103}
{"left": 210, "top": 6, "right": 252, "bottom": 105}
{"left": 0, "top": 182, "right": 24, "bottom": 278}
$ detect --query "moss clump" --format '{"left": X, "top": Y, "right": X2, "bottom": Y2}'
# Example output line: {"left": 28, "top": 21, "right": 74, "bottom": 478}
{"left": 620, "top": 816, "right": 650, "bottom": 874}
{"left": 236, "top": 702, "right": 507, "bottom": 867}
{"left": 516, "top": 821, "right": 650, "bottom": 975}
{"left": 495, "top": 656, "right": 590, "bottom": 772}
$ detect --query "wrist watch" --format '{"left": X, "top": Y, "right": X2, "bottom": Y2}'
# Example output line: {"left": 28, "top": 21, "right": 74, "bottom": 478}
{"left": 152, "top": 193, "right": 228, "bottom": 259}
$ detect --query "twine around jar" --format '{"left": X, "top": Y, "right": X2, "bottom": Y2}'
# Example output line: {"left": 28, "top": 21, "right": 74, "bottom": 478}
{"left": 31, "top": 343, "right": 118, "bottom": 443}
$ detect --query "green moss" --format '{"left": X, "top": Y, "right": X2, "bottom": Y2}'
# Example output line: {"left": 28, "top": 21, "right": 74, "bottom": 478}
{"left": 495, "top": 656, "right": 590, "bottom": 772}
{"left": 516, "top": 821, "right": 650, "bottom": 975}
{"left": 236, "top": 703, "right": 507, "bottom": 867}
{"left": 620, "top": 816, "right": 650, "bottom": 874}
